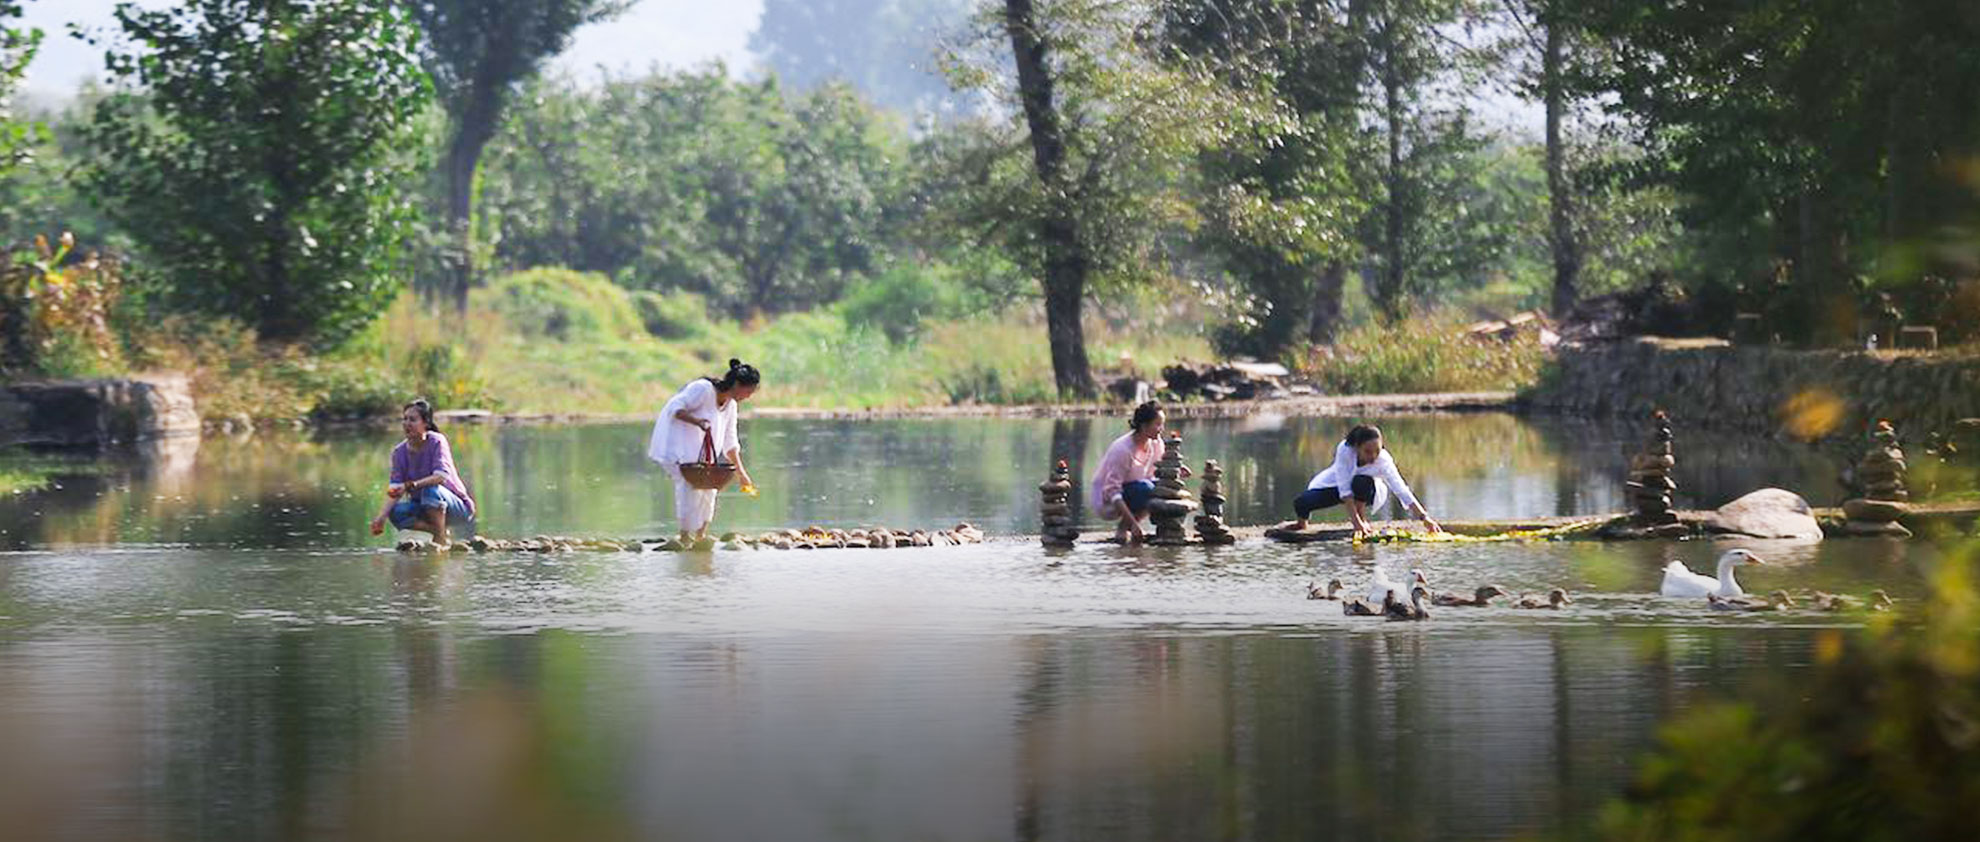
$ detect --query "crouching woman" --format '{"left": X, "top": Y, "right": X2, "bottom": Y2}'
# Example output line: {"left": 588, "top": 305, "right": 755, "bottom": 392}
{"left": 1089, "top": 401, "right": 1187, "bottom": 544}
{"left": 370, "top": 399, "right": 477, "bottom": 547}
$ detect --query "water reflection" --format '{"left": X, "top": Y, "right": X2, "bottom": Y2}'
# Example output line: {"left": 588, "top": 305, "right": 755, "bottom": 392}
{"left": 0, "top": 413, "right": 1858, "bottom": 547}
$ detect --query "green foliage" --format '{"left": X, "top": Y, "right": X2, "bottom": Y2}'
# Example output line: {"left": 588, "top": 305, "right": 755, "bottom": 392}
{"left": 1591, "top": 553, "right": 1980, "bottom": 842}
{"left": 477, "top": 70, "right": 908, "bottom": 315}
{"left": 481, "top": 267, "right": 644, "bottom": 342}
{"left": 840, "top": 262, "right": 981, "bottom": 344}
{"left": 628, "top": 289, "right": 712, "bottom": 341}
{"left": 81, "top": 0, "right": 432, "bottom": 345}
{"left": 1303, "top": 317, "right": 1549, "bottom": 394}
{"left": 0, "top": 1, "right": 43, "bottom": 175}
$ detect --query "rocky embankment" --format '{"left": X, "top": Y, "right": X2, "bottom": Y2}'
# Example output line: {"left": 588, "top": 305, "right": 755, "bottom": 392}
{"left": 1521, "top": 337, "right": 1980, "bottom": 440}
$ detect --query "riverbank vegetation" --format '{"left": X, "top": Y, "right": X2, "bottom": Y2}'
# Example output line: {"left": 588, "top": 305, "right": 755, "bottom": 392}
{"left": 2, "top": 1, "right": 1978, "bottom": 417}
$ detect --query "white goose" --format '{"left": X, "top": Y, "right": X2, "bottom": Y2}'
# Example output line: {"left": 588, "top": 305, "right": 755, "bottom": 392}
{"left": 1365, "top": 567, "right": 1429, "bottom": 605}
{"left": 1660, "top": 549, "right": 1766, "bottom": 598}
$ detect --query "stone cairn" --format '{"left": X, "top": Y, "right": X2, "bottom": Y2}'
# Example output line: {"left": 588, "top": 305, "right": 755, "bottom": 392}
{"left": 1146, "top": 432, "right": 1199, "bottom": 545}
{"left": 1193, "top": 460, "right": 1235, "bottom": 545}
{"left": 1843, "top": 421, "right": 1912, "bottom": 538}
{"left": 1039, "top": 459, "right": 1080, "bottom": 547}
{"left": 1626, "top": 410, "right": 1688, "bottom": 538}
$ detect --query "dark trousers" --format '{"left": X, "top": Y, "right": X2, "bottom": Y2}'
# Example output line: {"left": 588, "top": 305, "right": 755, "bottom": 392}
{"left": 1294, "top": 475, "right": 1376, "bottom": 519}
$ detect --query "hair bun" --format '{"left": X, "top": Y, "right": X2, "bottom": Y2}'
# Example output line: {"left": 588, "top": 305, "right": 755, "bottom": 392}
{"left": 728, "top": 358, "right": 742, "bottom": 370}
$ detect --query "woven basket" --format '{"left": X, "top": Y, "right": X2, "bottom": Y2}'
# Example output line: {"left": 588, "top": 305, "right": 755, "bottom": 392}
{"left": 678, "top": 430, "right": 737, "bottom": 491}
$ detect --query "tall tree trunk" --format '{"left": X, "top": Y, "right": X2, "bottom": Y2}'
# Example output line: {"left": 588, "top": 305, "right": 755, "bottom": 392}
{"left": 1307, "top": 261, "right": 1347, "bottom": 345}
{"left": 1542, "top": 16, "right": 1581, "bottom": 317}
{"left": 441, "top": 66, "right": 509, "bottom": 315}
{"left": 1377, "top": 16, "right": 1407, "bottom": 324}
{"left": 1005, "top": 0, "right": 1095, "bottom": 397}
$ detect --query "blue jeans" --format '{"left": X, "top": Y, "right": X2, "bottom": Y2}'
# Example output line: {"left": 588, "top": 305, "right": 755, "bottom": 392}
{"left": 1119, "top": 480, "right": 1156, "bottom": 516}
{"left": 1294, "top": 475, "right": 1376, "bottom": 519}
{"left": 390, "top": 484, "right": 473, "bottom": 531}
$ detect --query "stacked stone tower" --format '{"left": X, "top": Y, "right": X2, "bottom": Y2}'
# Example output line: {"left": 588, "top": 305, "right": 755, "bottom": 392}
{"left": 1039, "top": 460, "right": 1080, "bottom": 546}
{"left": 1145, "top": 432, "right": 1198, "bottom": 546}
{"left": 1843, "top": 421, "right": 1912, "bottom": 538}
{"left": 1627, "top": 410, "right": 1687, "bottom": 537}
{"left": 1193, "top": 460, "right": 1235, "bottom": 545}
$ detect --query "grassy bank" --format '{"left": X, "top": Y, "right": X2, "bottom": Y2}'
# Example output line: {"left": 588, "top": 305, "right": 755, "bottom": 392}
{"left": 33, "top": 267, "right": 1551, "bottom": 424}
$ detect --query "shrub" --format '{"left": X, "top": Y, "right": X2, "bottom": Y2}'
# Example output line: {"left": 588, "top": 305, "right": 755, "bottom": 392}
{"left": 629, "top": 288, "right": 711, "bottom": 340}
{"left": 483, "top": 268, "right": 643, "bottom": 342}
{"left": 0, "top": 232, "right": 125, "bottom": 376}
{"left": 841, "top": 263, "right": 977, "bottom": 345}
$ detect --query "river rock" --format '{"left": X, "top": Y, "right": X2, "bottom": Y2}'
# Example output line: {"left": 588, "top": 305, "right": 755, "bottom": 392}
{"left": 0, "top": 374, "right": 201, "bottom": 448}
{"left": 1704, "top": 488, "right": 1823, "bottom": 540}
{"left": 1843, "top": 498, "right": 1910, "bottom": 522}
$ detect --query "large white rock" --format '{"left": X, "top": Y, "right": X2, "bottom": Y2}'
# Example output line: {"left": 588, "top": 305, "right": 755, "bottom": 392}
{"left": 1704, "top": 488, "right": 1823, "bottom": 541}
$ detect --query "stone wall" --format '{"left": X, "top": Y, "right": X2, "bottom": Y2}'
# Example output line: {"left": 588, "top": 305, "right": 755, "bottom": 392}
{"left": 1521, "top": 337, "right": 1980, "bottom": 440}
{"left": 0, "top": 374, "right": 201, "bottom": 448}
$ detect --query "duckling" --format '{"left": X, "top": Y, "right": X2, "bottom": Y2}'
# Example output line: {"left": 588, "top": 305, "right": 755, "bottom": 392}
{"left": 1513, "top": 588, "right": 1572, "bottom": 610}
{"left": 1708, "top": 589, "right": 1795, "bottom": 612}
{"left": 1432, "top": 584, "right": 1509, "bottom": 608}
{"left": 1341, "top": 596, "right": 1384, "bottom": 617}
{"left": 1386, "top": 585, "right": 1432, "bottom": 621}
{"left": 1813, "top": 589, "right": 1895, "bottom": 612}
{"left": 1307, "top": 579, "right": 1346, "bottom": 600}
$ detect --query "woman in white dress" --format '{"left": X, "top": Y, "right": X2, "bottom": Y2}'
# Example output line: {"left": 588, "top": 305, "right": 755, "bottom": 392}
{"left": 648, "top": 358, "right": 761, "bottom": 542}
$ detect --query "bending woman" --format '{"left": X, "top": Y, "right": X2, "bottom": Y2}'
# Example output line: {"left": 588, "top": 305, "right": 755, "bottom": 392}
{"left": 1089, "top": 401, "right": 1188, "bottom": 544}
{"left": 1288, "top": 424, "right": 1440, "bottom": 537}
{"left": 648, "top": 358, "right": 760, "bottom": 542}
{"left": 370, "top": 399, "right": 477, "bottom": 547}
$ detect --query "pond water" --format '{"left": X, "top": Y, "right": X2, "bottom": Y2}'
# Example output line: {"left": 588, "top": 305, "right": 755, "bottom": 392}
{"left": 0, "top": 413, "right": 1943, "bottom": 841}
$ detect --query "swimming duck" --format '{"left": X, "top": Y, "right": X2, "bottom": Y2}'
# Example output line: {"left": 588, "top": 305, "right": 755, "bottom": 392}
{"left": 1342, "top": 595, "right": 1385, "bottom": 616}
{"left": 1660, "top": 549, "right": 1765, "bottom": 598}
{"left": 1366, "top": 568, "right": 1428, "bottom": 605}
{"left": 1307, "top": 579, "right": 1345, "bottom": 600}
{"left": 1432, "top": 584, "right": 1509, "bottom": 607}
{"left": 1514, "top": 588, "right": 1572, "bottom": 610}
{"left": 1386, "top": 585, "right": 1432, "bottom": 621}
{"left": 1708, "top": 589, "right": 1795, "bottom": 612}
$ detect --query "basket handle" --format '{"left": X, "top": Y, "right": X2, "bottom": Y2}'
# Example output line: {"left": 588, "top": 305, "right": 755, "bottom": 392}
{"left": 701, "top": 429, "right": 716, "bottom": 464}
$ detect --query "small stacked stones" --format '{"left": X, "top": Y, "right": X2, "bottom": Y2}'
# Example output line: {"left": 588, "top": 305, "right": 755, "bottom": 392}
{"left": 1193, "top": 460, "right": 1235, "bottom": 545}
{"left": 1145, "top": 432, "right": 1199, "bottom": 546}
{"left": 1626, "top": 410, "right": 1687, "bottom": 537}
{"left": 1843, "top": 421, "right": 1912, "bottom": 538}
{"left": 1039, "top": 459, "right": 1080, "bottom": 547}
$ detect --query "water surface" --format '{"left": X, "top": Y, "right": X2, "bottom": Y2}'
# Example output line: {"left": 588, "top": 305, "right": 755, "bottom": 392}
{"left": 0, "top": 414, "right": 1932, "bottom": 841}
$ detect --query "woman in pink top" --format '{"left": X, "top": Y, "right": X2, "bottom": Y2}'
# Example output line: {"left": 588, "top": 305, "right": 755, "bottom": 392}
{"left": 1089, "top": 401, "right": 1190, "bottom": 544}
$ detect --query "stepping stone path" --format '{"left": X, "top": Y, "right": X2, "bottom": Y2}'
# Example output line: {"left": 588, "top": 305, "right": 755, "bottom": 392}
{"left": 1146, "top": 432, "right": 1199, "bottom": 546}
{"left": 1842, "top": 420, "right": 1912, "bottom": 538}
{"left": 1194, "top": 459, "right": 1234, "bottom": 545}
{"left": 398, "top": 525, "right": 988, "bottom": 554}
{"left": 1039, "top": 459, "right": 1079, "bottom": 547}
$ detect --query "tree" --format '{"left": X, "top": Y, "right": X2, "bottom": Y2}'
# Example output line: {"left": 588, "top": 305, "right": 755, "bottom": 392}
{"left": 1162, "top": 0, "right": 1370, "bottom": 357}
{"left": 941, "top": 0, "right": 1278, "bottom": 395}
{"left": 403, "top": 0, "right": 627, "bottom": 312}
{"left": 82, "top": 0, "right": 431, "bottom": 344}
{"left": 0, "top": 1, "right": 41, "bottom": 176}
{"left": 1557, "top": 0, "right": 1980, "bottom": 344}
{"left": 750, "top": 0, "right": 970, "bottom": 114}
{"left": 1494, "top": 0, "right": 1582, "bottom": 316}
{"left": 475, "top": 69, "right": 908, "bottom": 314}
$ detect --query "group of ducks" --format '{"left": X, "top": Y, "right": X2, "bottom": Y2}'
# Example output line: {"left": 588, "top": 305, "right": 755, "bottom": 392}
{"left": 1305, "top": 567, "right": 1573, "bottom": 621}
{"left": 1305, "top": 548, "right": 1896, "bottom": 621}
{"left": 1659, "top": 548, "right": 1894, "bottom": 612}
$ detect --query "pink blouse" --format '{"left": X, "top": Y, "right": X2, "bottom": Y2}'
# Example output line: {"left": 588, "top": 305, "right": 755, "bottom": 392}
{"left": 1088, "top": 432, "right": 1162, "bottom": 517}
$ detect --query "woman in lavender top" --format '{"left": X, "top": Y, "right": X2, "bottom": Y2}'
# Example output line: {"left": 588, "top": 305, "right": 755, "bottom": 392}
{"left": 369, "top": 399, "right": 476, "bottom": 547}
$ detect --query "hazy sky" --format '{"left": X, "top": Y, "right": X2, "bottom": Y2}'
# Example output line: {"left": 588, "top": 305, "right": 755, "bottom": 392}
{"left": 20, "top": 0, "right": 765, "bottom": 100}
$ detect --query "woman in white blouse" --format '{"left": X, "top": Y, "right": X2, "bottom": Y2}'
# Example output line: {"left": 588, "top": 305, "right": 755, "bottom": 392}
{"left": 1287, "top": 424, "right": 1441, "bottom": 537}
{"left": 648, "top": 358, "right": 760, "bottom": 541}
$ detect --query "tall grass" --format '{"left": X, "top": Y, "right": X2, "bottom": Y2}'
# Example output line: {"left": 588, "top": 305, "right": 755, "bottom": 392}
{"left": 1301, "top": 317, "right": 1549, "bottom": 394}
